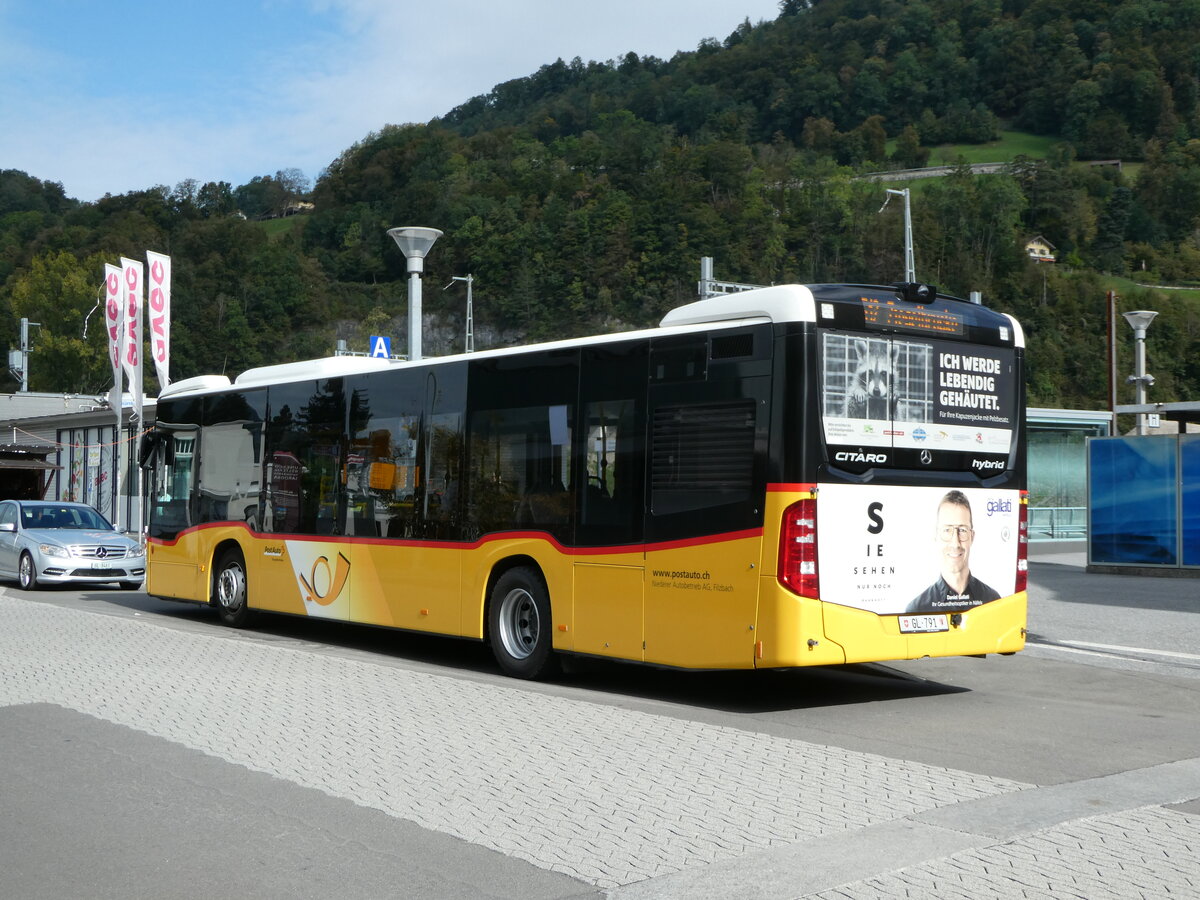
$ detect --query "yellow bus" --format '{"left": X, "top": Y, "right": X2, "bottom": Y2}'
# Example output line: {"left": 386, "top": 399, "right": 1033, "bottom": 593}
{"left": 141, "top": 283, "right": 1027, "bottom": 678}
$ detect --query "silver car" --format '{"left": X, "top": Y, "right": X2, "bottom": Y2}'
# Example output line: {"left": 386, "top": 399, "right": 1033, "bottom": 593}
{"left": 0, "top": 500, "right": 146, "bottom": 591}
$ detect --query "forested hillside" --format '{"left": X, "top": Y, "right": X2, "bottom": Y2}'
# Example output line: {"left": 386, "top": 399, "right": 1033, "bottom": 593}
{"left": 5, "top": 0, "right": 1200, "bottom": 409}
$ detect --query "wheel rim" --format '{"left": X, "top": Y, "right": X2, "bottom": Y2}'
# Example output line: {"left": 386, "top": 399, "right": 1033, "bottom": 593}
{"left": 497, "top": 587, "right": 539, "bottom": 661}
{"left": 217, "top": 562, "right": 246, "bottom": 612}
{"left": 19, "top": 555, "right": 32, "bottom": 587}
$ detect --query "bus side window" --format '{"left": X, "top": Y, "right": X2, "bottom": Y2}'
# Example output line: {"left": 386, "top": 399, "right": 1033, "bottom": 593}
{"left": 467, "top": 405, "right": 573, "bottom": 540}
{"left": 581, "top": 399, "right": 638, "bottom": 531}
{"left": 422, "top": 412, "right": 462, "bottom": 540}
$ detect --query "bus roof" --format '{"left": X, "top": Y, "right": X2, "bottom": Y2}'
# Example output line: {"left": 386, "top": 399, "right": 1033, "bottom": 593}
{"left": 157, "top": 283, "right": 1020, "bottom": 400}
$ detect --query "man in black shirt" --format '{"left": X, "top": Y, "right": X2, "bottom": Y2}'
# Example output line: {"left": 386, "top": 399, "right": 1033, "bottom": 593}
{"left": 907, "top": 490, "right": 1000, "bottom": 614}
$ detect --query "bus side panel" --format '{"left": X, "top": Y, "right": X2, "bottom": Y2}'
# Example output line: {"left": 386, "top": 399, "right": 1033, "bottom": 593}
{"left": 350, "top": 542, "right": 462, "bottom": 635}
{"left": 146, "top": 538, "right": 204, "bottom": 602}
{"left": 644, "top": 535, "right": 761, "bottom": 668}
{"left": 243, "top": 538, "right": 320, "bottom": 617}
{"left": 572, "top": 553, "right": 645, "bottom": 661}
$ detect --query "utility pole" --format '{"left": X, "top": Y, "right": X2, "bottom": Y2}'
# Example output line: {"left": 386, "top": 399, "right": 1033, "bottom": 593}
{"left": 7, "top": 318, "right": 41, "bottom": 391}
{"left": 881, "top": 189, "right": 916, "bottom": 282}
{"left": 445, "top": 275, "right": 475, "bottom": 352}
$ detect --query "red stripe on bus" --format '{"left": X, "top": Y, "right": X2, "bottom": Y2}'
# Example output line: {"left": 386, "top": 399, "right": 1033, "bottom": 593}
{"left": 147, "top": 521, "right": 763, "bottom": 556}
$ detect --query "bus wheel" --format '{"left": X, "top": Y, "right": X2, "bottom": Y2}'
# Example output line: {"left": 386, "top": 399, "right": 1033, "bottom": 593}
{"left": 214, "top": 549, "right": 253, "bottom": 628}
{"left": 489, "top": 567, "right": 558, "bottom": 680}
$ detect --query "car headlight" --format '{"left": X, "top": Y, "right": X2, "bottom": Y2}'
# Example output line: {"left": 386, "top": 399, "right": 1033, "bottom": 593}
{"left": 39, "top": 544, "right": 70, "bottom": 558}
{"left": 127, "top": 544, "right": 146, "bottom": 558}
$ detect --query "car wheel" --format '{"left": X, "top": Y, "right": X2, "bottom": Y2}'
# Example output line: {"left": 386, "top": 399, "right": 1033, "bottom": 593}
{"left": 488, "top": 566, "right": 558, "bottom": 680}
{"left": 213, "top": 549, "right": 254, "bottom": 628}
{"left": 18, "top": 552, "right": 38, "bottom": 591}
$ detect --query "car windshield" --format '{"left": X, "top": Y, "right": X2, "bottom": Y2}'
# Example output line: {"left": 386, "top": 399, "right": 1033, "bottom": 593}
{"left": 21, "top": 505, "right": 113, "bottom": 531}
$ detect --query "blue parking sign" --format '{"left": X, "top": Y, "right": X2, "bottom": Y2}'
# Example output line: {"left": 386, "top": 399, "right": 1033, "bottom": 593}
{"left": 369, "top": 335, "right": 391, "bottom": 359}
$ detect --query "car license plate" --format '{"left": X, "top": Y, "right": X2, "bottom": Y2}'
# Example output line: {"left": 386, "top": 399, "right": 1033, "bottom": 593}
{"left": 94, "top": 560, "right": 111, "bottom": 569}
{"left": 899, "top": 614, "right": 948, "bottom": 633}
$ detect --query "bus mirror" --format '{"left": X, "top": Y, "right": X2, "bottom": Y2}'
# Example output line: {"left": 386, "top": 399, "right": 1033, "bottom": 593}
{"left": 138, "top": 432, "right": 159, "bottom": 467}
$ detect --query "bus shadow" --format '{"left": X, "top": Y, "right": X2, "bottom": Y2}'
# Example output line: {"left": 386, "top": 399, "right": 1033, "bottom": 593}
{"left": 89, "top": 591, "right": 970, "bottom": 712}
{"left": 556, "top": 656, "right": 969, "bottom": 713}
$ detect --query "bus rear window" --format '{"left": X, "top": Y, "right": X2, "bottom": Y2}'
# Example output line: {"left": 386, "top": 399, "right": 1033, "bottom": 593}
{"left": 820, "top": 332, "right": 1018, "bottom": 470}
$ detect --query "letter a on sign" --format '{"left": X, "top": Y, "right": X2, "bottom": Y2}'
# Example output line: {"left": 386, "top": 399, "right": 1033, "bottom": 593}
{"left": 370, "top": 336, "right": 391, "bottom": 359}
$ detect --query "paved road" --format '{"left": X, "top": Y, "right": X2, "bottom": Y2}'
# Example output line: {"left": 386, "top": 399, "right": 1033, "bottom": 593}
{"left": 1, "top": 548, "right": 1197, "bottom": 898}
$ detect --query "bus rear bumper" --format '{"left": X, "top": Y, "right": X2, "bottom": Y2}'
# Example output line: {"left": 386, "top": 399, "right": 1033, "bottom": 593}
{"left": 755, "top": 580, "right": 1027, "bottom": 668}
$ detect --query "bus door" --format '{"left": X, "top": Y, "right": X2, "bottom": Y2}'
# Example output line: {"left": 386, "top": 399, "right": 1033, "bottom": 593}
{"left": 571, "top": 343, "right": 647, "bottom": 660}
{"left": 642, "top": 329, "right": 771, "bottom": 668}
{"left": 144, "top": 426, "right": 202, "bottom": 600}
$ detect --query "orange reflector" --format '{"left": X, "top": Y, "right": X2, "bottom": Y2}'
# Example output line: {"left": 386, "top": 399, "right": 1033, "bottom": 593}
{"left": 755, "top": 640, "right": 763, "bottom": 659}
{"left": 419, "top": 608, "right": 429, "bottom": 616}
{"left": 557, "top": 624, "right": 568, "bottom": 632}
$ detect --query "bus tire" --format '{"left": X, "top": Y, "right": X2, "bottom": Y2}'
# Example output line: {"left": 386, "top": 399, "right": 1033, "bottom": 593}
{"left": 488, "top": 566, "right": 558, "bottom": 680}
{"left": 213, "top": 549, "right": 254, "bottom": 628}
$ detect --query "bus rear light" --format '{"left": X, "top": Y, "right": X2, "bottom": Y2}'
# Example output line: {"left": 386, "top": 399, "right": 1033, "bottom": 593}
{"left": 779, "top": 498, "right": 819, "bottom": 598}
{"left": 1015, "top": 491, "right": 1028, "bottom": 594}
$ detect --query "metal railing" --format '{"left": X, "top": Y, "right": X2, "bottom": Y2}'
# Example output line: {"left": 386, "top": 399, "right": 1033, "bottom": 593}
{"left": 1028, "top": 506, "right": 1087, "bottom": 540}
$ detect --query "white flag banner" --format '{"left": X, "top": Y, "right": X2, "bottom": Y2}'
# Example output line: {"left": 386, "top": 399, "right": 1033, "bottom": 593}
{"left": 119, "top": 256, "right": 144, "bottom": 420}
{"left": 146, "top": 250, "right": 171, "bottom": 389}
{"left": 103, "top": 263, "right": 123, "bottom": 409}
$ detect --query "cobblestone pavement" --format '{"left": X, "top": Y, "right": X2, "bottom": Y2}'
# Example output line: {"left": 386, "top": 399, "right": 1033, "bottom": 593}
{"left": 2, "top": 593, "right": 1198, "bottom": 898}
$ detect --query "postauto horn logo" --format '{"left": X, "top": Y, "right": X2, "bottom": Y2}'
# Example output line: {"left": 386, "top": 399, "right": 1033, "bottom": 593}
{"left": 297, "top": 551, "right": 351, "bottom": 606}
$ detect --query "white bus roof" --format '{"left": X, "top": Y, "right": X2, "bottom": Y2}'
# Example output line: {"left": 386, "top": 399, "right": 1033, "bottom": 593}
{"left": 156, "top": 283, "right": 1020, "bottom": 400}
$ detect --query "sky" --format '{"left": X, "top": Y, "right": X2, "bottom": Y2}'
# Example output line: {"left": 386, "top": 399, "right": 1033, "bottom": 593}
{"left": 0, "top": 0, "right": 783, "bottom": 203}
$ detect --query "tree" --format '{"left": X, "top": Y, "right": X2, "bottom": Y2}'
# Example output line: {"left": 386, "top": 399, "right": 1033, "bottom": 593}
{"left": 891, "top": 124, "right": 930, "bottom": 168}
{"left": 8, "top": 251, "right": 111, "bottom": 392}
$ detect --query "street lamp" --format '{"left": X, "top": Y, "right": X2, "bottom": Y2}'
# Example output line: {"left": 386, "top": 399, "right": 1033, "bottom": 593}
{"left": 444, "top": 274, "right": 475, "bottom": 353}
{"left": 386, "top": 226, "right": 443, "bottom": 362}
{"left": 880, "top": 188, "right": 916, "bottom": 283}
{"left": 1122, "top": 309, "right": 1158, "bottom": 435}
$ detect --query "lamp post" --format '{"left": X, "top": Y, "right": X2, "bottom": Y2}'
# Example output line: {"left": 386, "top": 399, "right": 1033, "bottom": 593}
{"left": 444, "top": 274, "right": 475, "bottom": 352}
{"left": 386, "top": 226, "right": 443, "bottom": 361}
{"left": 1122, "top": 309, "right": 1157, "bottom": 435}
{"left": 881, "top": 188, "right": 916, "bottom": 283}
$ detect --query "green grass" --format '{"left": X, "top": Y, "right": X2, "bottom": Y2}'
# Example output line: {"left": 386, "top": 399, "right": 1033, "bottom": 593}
{"left": 1101, "top": 275, "right": 1200, "bottom": 301}
{"left": 927, "top": 131, "right": 1062, "bottom": 165}
{"left": 255, "top": 214, "right": 309, "bottom": 241}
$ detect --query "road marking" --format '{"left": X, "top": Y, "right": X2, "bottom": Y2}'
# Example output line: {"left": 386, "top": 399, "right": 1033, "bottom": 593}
{"left": 1028, "top": 637, "right": 1200, "bottom": 665}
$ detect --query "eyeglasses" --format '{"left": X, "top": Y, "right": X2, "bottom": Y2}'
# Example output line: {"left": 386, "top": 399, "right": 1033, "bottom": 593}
{"left": 939, "top": 525, "right": 973, "bottom": 541}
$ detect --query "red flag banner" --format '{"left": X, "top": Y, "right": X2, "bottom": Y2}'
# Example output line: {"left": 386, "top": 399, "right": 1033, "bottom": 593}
{"left": 146, "top": 251, "right": 171, "bottom": 389}
{"left": 119, "top": 257, "right": 144, "bottom": 420}
{"left": 104, "top": 263, "right": 123, "bottom": 409}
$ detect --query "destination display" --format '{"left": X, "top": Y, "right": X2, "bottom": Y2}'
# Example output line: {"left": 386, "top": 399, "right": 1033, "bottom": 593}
{"left": 861, "top": 296, "right": 965, "bottom": 336}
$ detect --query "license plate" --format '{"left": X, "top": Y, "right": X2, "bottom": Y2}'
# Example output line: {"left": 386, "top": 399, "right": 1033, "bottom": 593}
{"left": 93, "top": 560, "right": 111, "bottom": 569}
{"left": 899, "top": 614, "right": 948, "bottom": 633}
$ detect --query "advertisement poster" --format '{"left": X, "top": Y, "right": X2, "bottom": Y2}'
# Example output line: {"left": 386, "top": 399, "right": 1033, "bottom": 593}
{"left": 818, "top": 483, "right": 1020, "bottom": 615}
{"left": 821, "top": 333, "right": 1016, "bottom": 457}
